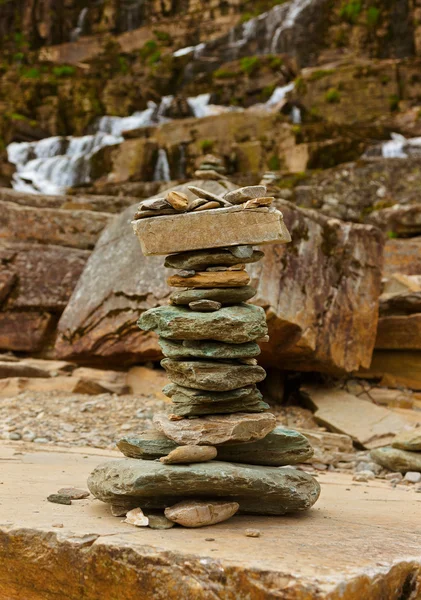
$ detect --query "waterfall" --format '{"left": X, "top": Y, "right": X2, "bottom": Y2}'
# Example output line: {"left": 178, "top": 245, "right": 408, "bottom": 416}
{"left": 153, "top": 149, "right": 171, "bottom": 182}
{"left": 291, "top": 105, "right": 302, "bottom": 124}
{"left": 120, "top": 0, "right": 144, "bottom": 32}
{"left": 270, "top": 0, "right": 315, "bottom": 52}
{"left": 187, "top": 93, "right": 211, "bottom": 118}
{"left": 265, "top": 82, "right": 295, "bottom": 108}
{"left": 362, "top": 132, "right": 421, "bottom": 159}
{"left": 7, "top": 133, "right": 121, "bottom": 195}
{"left": 70, "top": 7, "right": 88, "bottom": 42}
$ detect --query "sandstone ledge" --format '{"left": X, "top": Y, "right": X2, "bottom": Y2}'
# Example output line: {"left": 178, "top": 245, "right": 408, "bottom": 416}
{"left": 0, "top": 444, "right": 420, "bottom": 599}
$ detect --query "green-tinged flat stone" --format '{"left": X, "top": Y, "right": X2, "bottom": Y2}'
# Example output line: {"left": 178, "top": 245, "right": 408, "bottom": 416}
{"left": 171, "top": 398, "right": 270, "bottom": 417}
{"left": 158, "top": 338, "right": 261, "bottom": 360}
{"left": 139, "top": 304, "right": 267, "bottom": 344}
{"left": 117, "top": 427, "right": 314, "bottom": 466}
{"left": 392, "top": 429, "right": 421, "bottom": 452}
{"left": 88, "top": 459, "right": 320, "bottom": 515}
{"left": 163, "top": 383, "right": 263, "bottom": 404}
{"left": 161, "top": 359, "right": 266, "bottom": 391}
{"left": 164, "top": 248, "right": 264, "bottom": 271}
{"left": 370, "top": 446, "right": 421, "bottom": 473}
{"left": 169, "top": 286, "right": 257, "bottom": 306}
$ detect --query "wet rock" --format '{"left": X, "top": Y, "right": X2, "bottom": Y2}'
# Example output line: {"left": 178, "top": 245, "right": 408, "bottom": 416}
{"left": 158, "top": 339, "right": 261, "bottom": 360}
{"left": 370, "top": 446, "right": 421, "bottom": 473}
{"left": 392, "top": 429, "right": 421, "bottom": 452}
{"left": 124, "top": 507, "right": 149, "bottom": 527}
{"left": 47, "top": 494, "right": 72, "bottom": 505}
{"left": 164, "top": 248, "right": 264, "bottom": 271}
{"left": 161, "top": 359, "right": 266, "bottom": 391}
{"left": 139, "top": 304, "right": 267, "bottom": 344}
{"left": 117, "top": 426, "right": 313, "bottom": 466}
{"left": 224, "top": 186, "right": 267, "bottom": 205}
{"left": 159, "top": 445, "right": 217, "bottom": 464}
{"left": 153, "top": 412, "right": 276, "bottom": 446}
{"left": 170, "top": 286, "right": 257, "bottom": 306}
{"left": 167, "top": 270, "right": 250, "bottom": 288}
{"left": 88, "top": 459, "right": 321, "bottom": 515}
{"left": 188, "top": 300, "right": 222, "bottom": 312}
{"left": 164, "top": 500, "right": 239, "bottom": 528}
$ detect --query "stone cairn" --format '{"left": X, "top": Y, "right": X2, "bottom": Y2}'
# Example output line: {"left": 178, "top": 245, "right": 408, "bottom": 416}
{"left": 88, "top": 180, "right": 320, "bottom": 528}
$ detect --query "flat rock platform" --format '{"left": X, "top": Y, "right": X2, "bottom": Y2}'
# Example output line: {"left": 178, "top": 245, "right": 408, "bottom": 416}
{"left": 0, "top": 442, "right": 420, "bottom": 599}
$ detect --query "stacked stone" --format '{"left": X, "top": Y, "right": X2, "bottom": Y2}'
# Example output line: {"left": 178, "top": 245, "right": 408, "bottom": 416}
{"left": 88, "top": 184, "right": 321, "bottom": 527}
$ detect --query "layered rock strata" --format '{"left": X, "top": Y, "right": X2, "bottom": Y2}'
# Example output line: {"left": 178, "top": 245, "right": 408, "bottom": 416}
{"left": 88, "top": 185, "right": 320, "bottom": 525}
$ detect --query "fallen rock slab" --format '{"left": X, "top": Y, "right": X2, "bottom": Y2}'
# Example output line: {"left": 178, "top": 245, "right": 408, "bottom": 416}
{"left": 118, "top": 426, "right": 313, "bottom": 466}
{"left": 88, "top": 458, "right": 320, "bottom": 515}
{"left": 302, "top": 385, "right": 407, "bottom": 448}
{"left": 153, "top": 412, "right": 276, "bottom": 446}
{"left": 370, "top": 446, "right": 421, "bottom": 473}
{"left": 392, "top": 429, "right": 421, "bottom": 451}
{"left": 164, "top": 500, "right": 239, "bottom": 527}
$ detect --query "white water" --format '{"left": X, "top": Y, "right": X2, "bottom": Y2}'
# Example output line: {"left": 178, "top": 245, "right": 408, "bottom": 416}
{"left": 291, "top": 105, "right": 302, "bottom": 124}
{"left": 70, "top": 7, "right": 88, "bottom": 42}
{"left": 266, "top": 82, "right": 295, "bottom": 107}
{"left": 270, "top": 0, "right": 315, "bottom": 52}
{"left": 153, "top": 148, "right": 171, "bottom": 182}
{"left": 7, "top": 93, "right": 213, "bottom": 194}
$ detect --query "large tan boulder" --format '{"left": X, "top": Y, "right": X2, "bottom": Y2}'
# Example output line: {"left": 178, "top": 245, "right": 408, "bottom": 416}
{"left": 55, "top": 184, "right": 383, "bottom": 373}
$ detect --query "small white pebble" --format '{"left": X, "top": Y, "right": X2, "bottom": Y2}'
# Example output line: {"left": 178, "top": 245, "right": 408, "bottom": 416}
{"left": 404, "top": 471, "right": 421, "bottom": 484}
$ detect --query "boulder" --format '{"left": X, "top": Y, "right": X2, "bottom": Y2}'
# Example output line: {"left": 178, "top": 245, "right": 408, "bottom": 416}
{"left": 55, "top": 186, "right": 383, "bottom": 373}
{"left": 370, "top": 446, "right": 421, "bottom": 473}
{"left": 375, "top": 314, "right": 421, "bottom": 349}
{"left": 367, "top": 204, "right": 421, "bottom": 237}
{"left": 392, "top": 429, "right": 421, "bottom": 452}
{"left": 88, "top": 459, "right": 321, "bottom": 515}
{"left": 383, "top": 238, "right": 421, "bottom": 276}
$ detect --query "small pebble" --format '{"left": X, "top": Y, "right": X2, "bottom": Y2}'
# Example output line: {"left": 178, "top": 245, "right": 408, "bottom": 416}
{"left": 178, "top": 270, "right": 196, "bottom": 278}
{"left": 404, "top": 471, "right": 421, "bottom": 484}
{"left": 205, "top": 538, "right": 215, "bottom": 542}
{"left": 385, "top": 472, "right": 403, "bottom": 482}
{"left": 353, "top": 470, "right": 375, "bottom": 482}
{"left": 52, "top": 523, "right": 64, "bottom": 528}
{"left": 245, "top": 529, "right": 261, "bottom": 538}
{"left": 124, "top": 507, "right": 149, "bottom": 527}
{"left": 47, "top": 494, "right": 72, "bottom": 505}
{"left": 8, "top": 432, "right": 22, "bottom": 441}
{"left": 34, "top": 437, "right": 50, "bottom": 444}
{"left": 147, "top": 514, "right": 175, "bottom": 530}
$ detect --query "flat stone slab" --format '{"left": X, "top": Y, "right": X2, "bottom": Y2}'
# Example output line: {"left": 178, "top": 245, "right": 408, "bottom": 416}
{"left": 1, "top": 444, "right": 421, "bottom": 599}
{"left": 139, "top": 304, "right": 268, "bottom": 344}
{"left": 118, "top": 426, "right": 313, "bottom": 466}
{"left": 161, "top": 358, "right": 266, "bottom": 391}
{"left": 154, "top": 412, "right": 276, "bottom": 445}
{"left": 88, "top": 458, "right": 320, "bottom": 515}
{"left": 170, "top": 285, "right": 257, "bottom": 306}
{"left": 164, "top": 248, "right": 264, "bottom": 270}
{"left": 132, "top": 206, "right": 291, "bottom": 256}
{"left": 158, "top": 338, "right": 261, "bottom": 360}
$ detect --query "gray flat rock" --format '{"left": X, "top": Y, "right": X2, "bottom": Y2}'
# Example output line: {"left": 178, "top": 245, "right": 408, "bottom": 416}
{"left": 163, "top": 383, "right": 262, "bottom": 403}
{"left": 188, "top": 300, "right": 222, "bottom": 312}
{"left": 171, "top": 397, "right": 270, "bottom": 417}
{"left": 117, "top": 427, "right": 314, "bottom": 466}
{"left": 139, "top": 304, "right": 268, "bottom": 344}
{"left": 170, "top": 286, "right": 257, "bottom": 306}
{"left": 370, "top": 446, "right": 421, "bottom": 473}
{"left": 161, "top": 359, "right": 266, "bottom": 391}
{"left": 88, "top": 459, "right": 321, "bottom": 515}
{"left": 164, "top": 248, "right": 264, "bottom": 271}
{"left": 158, "top": 339, "right": 261, "bottom": 360}
{"left": 153, "top": 412, "right": 276, "bottom": 445}
{"left": 224, "top": 186, "right": 267, "bottom": 205}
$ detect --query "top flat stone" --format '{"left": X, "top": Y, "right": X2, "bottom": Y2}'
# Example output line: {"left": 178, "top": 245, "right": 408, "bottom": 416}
{"left": 132, "top": 206, "right": 291, "bottom": 256}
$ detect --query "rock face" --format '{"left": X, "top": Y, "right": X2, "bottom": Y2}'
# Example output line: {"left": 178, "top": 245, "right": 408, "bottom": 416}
{"left": 87, "top": 459, "right": 321, "bottom": 515}
{"left": 153, "top": 412, "right": 276, "bottom": 446}
{"left": 56, "top": 189, "right": 382, "bottom": 373}
{"left": 118, "top": 427, "right": 313, "bottom": 466}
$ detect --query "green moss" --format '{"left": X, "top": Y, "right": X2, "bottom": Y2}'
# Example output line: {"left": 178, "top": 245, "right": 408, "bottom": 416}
{"left": 366, "top": 6, "right": 380, "bottom": 28}
{"left": 387, "top": 230, "right": 398, "bottom": 239}
{"left": 199, "top": 139, "right": 214, "bottom": 152}
{"left": 213, "top": 69, "right": 238, "bottom": 79}
{"left": 325, "top": 87, "right": 341, "bottom": 103}
{"left": 239, "top": 56, "right": 260, "bottom": 76}
{"left": 269, "top": 56, "right": 284, "bottom": 70}
{"left": 308, "top": 69, "right": 334, "bottom": 81}
{"left": 52, "top": 65, "right": 76, "bottom": 77}
{"left": 261, "top": 84, "right": 276, "bottom": 100}
{"left": 139, "top": 40, "right": 158, "bottom": 61}
{"left": 153, "top": 30, "right": 172, "bottom": 44}
{"left": 21, "top": 67, "right": 40, "bottom": 79}
{"left": 339, "top": 1, "right": 362, "bottom": 23}
{"left": 295, "top": 76, "right": 306, "bottom": 94}
{"left": 389, "top": 94, "right": 399, "bottom": 112}
{"left": 267, "top": 155, "right": 280, "bottom": 170}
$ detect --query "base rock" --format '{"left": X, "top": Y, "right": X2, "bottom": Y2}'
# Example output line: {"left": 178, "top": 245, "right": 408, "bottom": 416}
{"left": 88, "top": 459, "right": 321, "bottom": 515}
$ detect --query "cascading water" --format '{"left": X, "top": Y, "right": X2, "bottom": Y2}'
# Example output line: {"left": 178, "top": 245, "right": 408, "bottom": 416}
{"left": 120, "top": 0, "right": 145, "bottom": 32}
{"left": 6, "top": 93, "right": 214, "bottom": 194}
{"left": 153, "top": 149, "right": 171, "bottom": 182}
{"left": 70, "top": 7, "right": 88, "bottom": 42}
{"left": 265, "top": 82, "right": 295, "bottom": 108}
{"left": 270, "top": 0, "right": 315, "bottom": 53}
{"left": 291, "top": 106, "right": 302, "bottom": 124}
